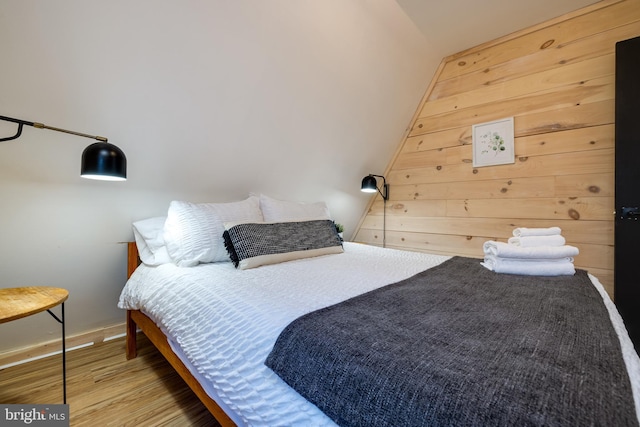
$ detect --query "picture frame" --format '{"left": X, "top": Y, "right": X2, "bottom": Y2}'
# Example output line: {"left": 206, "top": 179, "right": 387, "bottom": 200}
{"left": 472, "top": 117, "right": 515, "bottom": 167}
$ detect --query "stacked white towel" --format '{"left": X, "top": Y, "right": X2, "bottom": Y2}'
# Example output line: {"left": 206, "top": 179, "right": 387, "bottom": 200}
{"left": 512, "top": 226, "right": 562, "bottom": 237}
{"left": 482, "top": 227, "right": 579, "bottom": 276}
{"left": 507, "top": 234, "right": 566, "bottom": 247}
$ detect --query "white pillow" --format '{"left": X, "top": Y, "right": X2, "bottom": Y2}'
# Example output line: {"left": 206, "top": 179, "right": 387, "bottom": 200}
{"left": 259, "top": 194, "right": 331, "bottom": 222}
{"left": 163, "top": 196, "right": 264, "bottom": 267}
{"left": 132, "top": 217, "right": 172, "bottom": 266}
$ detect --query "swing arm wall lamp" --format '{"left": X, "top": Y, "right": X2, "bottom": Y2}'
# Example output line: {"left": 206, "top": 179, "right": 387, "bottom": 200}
{"left": 0, "top": 114, "right": 127, "bottom": 181}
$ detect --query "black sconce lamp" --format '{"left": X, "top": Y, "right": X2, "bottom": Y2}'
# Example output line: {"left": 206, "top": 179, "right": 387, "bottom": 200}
{"left": 360, "top": 174, "right": 388, "bottom": 200}
{"left": 361, "top": 174, "right": 388, "bottom": 247}
{"left": 0, "top": 114, "right": 127, "bottom": 181}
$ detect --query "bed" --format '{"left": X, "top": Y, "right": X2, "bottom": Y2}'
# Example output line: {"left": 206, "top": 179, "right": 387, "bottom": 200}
{"left": 118, "top": 196, "right": 640, "bottom": 427}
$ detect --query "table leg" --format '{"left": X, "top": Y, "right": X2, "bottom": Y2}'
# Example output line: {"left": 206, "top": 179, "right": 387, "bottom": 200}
{"left": 47, "top": 303, "right": 66, "bottom": 404}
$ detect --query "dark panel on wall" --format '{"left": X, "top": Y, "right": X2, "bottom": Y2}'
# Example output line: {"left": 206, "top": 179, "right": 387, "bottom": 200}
{"left": 614, "top": 35, "right": 640, "bottom": 351}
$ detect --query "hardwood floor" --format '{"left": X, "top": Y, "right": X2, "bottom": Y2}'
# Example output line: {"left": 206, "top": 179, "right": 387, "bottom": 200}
{"left": 0, "top": 334, "right": 220, "bottom": 426}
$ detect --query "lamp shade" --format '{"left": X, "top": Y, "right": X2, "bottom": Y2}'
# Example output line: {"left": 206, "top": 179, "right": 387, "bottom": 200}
{"left": 80, "top": 142, "right": 127, "bottom": 181}
{"left": 361, "top": 175, "right": 378, "bottom": 193}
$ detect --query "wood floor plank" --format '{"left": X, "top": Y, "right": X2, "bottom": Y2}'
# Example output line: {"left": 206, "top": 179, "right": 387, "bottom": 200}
{"left": 0, "top": 334, "right": 220, "bottom": 427}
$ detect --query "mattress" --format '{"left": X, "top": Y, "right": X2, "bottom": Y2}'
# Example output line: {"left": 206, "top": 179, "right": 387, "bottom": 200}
{"left": 118, "top": 242, "right": 640, "bottom": 426}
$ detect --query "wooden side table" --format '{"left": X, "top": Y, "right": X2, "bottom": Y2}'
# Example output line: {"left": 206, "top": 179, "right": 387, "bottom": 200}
{"left": 0, "top": 286, "right": 69, "bottom": 403}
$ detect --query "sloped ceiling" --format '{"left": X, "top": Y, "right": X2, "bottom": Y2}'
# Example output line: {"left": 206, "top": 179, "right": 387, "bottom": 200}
{"left": 397, "top": 0, "right": 598, "bottom": 57}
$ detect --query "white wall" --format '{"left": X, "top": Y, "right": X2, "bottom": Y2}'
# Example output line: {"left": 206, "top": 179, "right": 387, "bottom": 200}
{"left": 0, "top": 0, "right": 437, "bottom": 353}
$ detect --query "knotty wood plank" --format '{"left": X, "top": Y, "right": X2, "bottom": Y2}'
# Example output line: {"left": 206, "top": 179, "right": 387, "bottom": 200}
{"left": 396, "top": 124, "right": 613, "bottom": 170}
{"left": 381, "top": 199, "right": 448, "bottom": 217}
{"left": 388, "top": 149, "right": 613, "bottom": 185}
{"left": 517, "top": 99, "right": 614, "bottom": 137}
{"left": 432, "top": 20, "right": 640, "bottom": 100}
{"left": 445, "top": 196, "right": 613, "bottom": 221}
{"left": 383, "top": 231, "right": 487, "bottom": 257}
{"left": 515, "top": 124, "right": 614, "bottom": 157}
{"left": 422, "top": 54, "right": 614, "bottom": 118}
{"left": 438, "top": 0, "right": 639, "bottom": 80}
{"left": 389, "top": 177, "right": 557, "bottom": 201}
{"left": 410, "top": 80, "right": 613, "bottom": 137}
{"left": 554, "top": 173, "right": 613, "bottom": 197}
{"left": 357, "top": 216, "right": 613, "bottom": 246}
{"left": 402, "top": 127, "right": 472, "bottom": 153}
{"left": 572, "top": 242, "right": 614, "bottom": 270}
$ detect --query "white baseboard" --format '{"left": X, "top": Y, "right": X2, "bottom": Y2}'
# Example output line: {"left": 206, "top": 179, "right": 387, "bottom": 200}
{"left": 0, "top": 322, "right": 126, "bottom": 369}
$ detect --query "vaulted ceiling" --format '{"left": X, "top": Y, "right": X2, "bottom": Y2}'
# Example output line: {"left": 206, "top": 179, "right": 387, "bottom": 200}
{"left": 398, "top": 0, "right": 597, "bottom": 57}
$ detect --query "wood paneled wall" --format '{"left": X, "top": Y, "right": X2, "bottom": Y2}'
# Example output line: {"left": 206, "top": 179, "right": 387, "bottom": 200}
{"left": 354, "top": 0, "right": 640, "bottom": 297}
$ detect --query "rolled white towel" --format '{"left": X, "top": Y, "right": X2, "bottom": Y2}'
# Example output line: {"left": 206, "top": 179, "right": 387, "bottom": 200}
{"left": 512, "top": 227, "right": 562, "bottom": 237}
{"left": 508, "top": 235, "right": 566, "bottom": 247}
{"left": 481, "top": 256, "right": 575, "bottom": 276}
{"left": 483, "top": 241, "right": 579, "bottom": 259}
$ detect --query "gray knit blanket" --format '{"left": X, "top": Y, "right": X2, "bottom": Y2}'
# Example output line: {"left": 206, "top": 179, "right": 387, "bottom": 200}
{"left": 265, "top": 256, "right": 638, "bottom": 427}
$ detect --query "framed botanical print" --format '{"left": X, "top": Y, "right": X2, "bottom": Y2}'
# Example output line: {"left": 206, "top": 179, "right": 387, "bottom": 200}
{"left": 472, "top": 117, "right": 515, "bottom": 167}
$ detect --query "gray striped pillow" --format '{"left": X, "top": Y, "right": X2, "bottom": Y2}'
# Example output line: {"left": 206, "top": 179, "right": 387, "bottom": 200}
{"left": 223, "top": 220, "right": 343, "bottom": 269}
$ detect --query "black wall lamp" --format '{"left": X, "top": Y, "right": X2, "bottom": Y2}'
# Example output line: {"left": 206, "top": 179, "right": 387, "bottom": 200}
{"left": 361, "top": 174, "right": 388, "bottom": 200}
{"left": 361, "top": 174, "right": 388, "bottom": 247}
{"left": 0, "top": 114, "right": 127, "bottom": 181}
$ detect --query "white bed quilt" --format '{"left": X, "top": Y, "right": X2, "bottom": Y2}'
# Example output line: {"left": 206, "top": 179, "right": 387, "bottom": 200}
{"left": 118, "top": 243, "right": 640, "bottom": 426}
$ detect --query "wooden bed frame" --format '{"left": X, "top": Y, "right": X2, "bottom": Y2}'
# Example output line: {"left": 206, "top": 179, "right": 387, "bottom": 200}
{"left": 125, "top": 242, "right": 236, "bottom": 426}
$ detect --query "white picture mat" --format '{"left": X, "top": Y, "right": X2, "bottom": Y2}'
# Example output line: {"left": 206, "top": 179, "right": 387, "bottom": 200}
{"left": 472, "top": 117, "right": 515, "bottom": 167}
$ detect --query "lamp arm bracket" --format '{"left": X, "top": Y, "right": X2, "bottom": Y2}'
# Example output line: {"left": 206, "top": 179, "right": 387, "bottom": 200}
{"left": 0, "top": 122, "right": 24, "bottom": 142}
{"left": 0, "top": 115, "right": 107, "bottom": 143}
{"left": 381, "top": 182, "right": 389, "bottom": 201}
{"left": 369, "top": 174, "right": 389, "bottom": 201}
{"left": 0, "top": 115, "right": 34, "bottom": 142}
{"left": 33, "top": 122, "right": 108, "bottom": 142}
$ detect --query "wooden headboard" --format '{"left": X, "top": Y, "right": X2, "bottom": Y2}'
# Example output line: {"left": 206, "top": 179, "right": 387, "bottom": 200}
{"left": 127, "top": 241, "right": 141, "bottom": 279}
